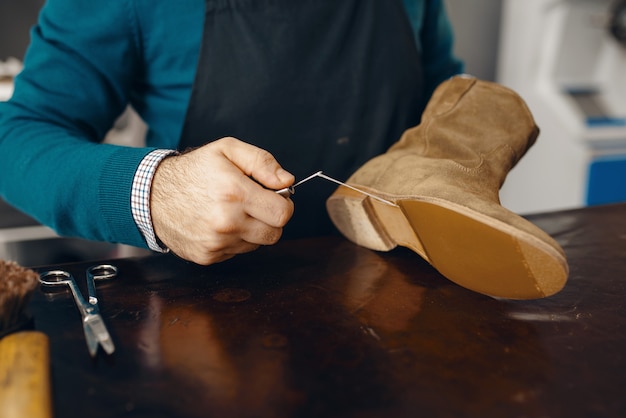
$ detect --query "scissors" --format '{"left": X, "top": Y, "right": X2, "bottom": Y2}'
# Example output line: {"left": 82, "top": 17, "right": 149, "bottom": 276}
{"left": 39, "top": 264, "right": 117, "bottom": 357}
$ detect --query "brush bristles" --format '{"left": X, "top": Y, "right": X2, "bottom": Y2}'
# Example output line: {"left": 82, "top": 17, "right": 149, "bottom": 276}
{"left": 0, "top": 260, "right": 39, "bottom": 334}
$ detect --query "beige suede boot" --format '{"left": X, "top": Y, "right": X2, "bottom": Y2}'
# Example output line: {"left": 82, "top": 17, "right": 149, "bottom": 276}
{"left": 326, "top": 76, "right": 568, "bottom": 300}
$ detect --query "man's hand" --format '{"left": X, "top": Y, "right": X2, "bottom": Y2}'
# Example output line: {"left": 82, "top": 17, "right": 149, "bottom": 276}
{"left": 150, "top": 137, "right": 295, "bottom": 265}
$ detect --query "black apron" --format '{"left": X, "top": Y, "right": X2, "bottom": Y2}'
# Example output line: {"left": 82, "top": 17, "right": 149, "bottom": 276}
{"left": 180, "top": 0, "right": 424, "bottom": 239}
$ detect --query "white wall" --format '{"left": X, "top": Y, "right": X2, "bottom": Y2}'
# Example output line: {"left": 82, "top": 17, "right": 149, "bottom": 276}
{"left": 444, "top": 0, "right": 503, "bottom": 81}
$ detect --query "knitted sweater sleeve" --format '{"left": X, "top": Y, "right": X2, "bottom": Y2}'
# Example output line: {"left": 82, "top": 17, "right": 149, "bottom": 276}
{"left": 0, "top": 0, "right": 156, "bottom": 248}
{"left": 403, "top": 0, "right": 465, "bottom": 103}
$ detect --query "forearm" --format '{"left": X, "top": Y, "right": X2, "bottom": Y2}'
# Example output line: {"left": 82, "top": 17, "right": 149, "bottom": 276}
{"left": 0, "top": 114, "right": 155, "bottom": 247}
{"left": 403, "top": 0, "right": 464, "bottom": 101}
{"left": 420, "top": 0, "right": 465, "bottom": 93}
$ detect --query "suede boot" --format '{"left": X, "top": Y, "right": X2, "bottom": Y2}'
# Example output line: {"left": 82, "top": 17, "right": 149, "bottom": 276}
{"left": 326, "top": 75, "right": 568, "bottom": 300}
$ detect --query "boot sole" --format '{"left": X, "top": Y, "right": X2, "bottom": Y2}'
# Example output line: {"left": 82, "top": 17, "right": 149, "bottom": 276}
{"left": 327, "top": 187, "right": 568, "bottom": 299}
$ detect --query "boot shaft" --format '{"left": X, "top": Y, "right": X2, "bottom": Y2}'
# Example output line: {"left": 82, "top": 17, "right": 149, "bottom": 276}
{"left": 389, "top": 76, "right": 539, "bottom": 189}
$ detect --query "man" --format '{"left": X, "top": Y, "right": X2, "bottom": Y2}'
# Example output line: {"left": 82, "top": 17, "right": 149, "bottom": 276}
{"left": 0, "top": 0, "right": 463, "bottom": 265}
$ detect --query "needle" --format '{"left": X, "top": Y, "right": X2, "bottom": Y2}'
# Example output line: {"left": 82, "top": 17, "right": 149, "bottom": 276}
{"left": 293, "top": 171, "right": 323, "bottom": 188}
{"left": 274, "top": 171, "right": 321, "bottom": 197}
{"left": 275, "top": 171, "right": 397, "bottom": 207}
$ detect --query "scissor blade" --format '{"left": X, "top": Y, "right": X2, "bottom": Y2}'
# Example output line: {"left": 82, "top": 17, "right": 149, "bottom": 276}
{"left": 83, "top": 320, "right": 99, "bottom": 357}
{"left": 85, "top": 315, "right": 116, "bottom": 355}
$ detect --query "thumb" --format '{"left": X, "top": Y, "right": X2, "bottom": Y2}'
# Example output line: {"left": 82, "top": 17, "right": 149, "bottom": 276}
{"left": 216, "top": 137, "right": 294, "bottom": 189}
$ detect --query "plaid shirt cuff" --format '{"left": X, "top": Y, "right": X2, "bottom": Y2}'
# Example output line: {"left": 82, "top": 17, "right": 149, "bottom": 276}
{"left": 131, "top": 149, "right": 178, "bottom": 252}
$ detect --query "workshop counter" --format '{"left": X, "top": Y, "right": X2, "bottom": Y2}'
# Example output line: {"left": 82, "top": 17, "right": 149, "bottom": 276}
{"left": 27, "top": 203, "right": 626, "bottom": 417}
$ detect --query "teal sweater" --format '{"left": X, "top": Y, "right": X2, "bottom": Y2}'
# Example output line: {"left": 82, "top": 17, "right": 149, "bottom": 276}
{"left": 0, "top": 0, "right": 463, "bottom": 249}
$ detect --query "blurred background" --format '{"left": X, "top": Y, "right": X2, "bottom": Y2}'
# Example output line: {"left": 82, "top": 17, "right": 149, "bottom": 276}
{"left": 0, "top": 0, "right": 43, "bottom": 61}
{"left": 0, "top": 0, "right": 505, "bottom": 81}
{"left": 1, "top": 0, "right": 625, "bottom": 264}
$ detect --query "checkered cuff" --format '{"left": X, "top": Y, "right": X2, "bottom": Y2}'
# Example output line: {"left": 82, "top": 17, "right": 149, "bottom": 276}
{"left": 131, "top": 149, "right": 178, "bottom": 252}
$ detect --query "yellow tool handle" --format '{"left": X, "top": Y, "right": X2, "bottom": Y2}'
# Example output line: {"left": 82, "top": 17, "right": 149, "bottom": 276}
{"left": 0, "top": 331, "right": 52, "bottom": 418}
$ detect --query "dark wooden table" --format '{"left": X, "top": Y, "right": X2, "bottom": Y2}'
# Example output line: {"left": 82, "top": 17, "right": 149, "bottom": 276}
{"left": 27, "top": 203, "right": 626, "bottom": 418}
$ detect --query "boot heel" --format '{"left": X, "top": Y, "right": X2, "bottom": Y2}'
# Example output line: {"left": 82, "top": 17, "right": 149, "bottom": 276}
{"left": 327, "top": 187, "right": 429, "bottom": 259}
{"left": 326, "top": 187, "right": 396, "bottom": 251}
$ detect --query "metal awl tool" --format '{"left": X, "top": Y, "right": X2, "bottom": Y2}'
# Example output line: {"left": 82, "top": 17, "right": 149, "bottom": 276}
{"left": 276, "top": 171, "right": 397, "bottom": 206}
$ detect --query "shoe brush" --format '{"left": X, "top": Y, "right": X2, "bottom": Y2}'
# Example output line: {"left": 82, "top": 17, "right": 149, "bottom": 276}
{"left": 0, "top": 259, "right": 52, "bottom": 418}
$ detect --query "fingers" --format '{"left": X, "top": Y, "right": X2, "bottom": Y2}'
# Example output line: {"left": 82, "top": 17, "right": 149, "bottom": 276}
{"left": 178, "top": 246, "right": 256, "bottom": 267}
{"left": 211, "top": 137, "right": 295, "bottom": 229}
{"left": 188, "top": 241, "right": 261, "bottom": 266}
{"left": 181, "top": 215, "right": 280, "bottom": 266}
{"left": 242, "top": 185, "right": 295, "bottom": 229}
{"left": 206, "top": 197, "right": 288, "bottom": 245}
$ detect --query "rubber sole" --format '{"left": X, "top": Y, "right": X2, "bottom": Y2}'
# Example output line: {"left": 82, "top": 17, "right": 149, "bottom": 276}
{"left": 327, "top": 187, "right": 568, "bottom": 299}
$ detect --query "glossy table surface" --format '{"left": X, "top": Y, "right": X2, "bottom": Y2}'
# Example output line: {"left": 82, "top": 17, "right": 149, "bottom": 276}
{"left": 27, "top": 203, "right": 626, "bottom": 417}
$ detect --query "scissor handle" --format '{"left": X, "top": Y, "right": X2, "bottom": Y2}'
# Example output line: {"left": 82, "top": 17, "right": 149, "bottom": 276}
{"left": 39, "top": 270, "right": 92, "bottom": 316}
{"left": 39, "top": 270, "right": 74, "bottom": 286}
{"left": 87, "top": 264, "right": 118, "bottom": 281}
